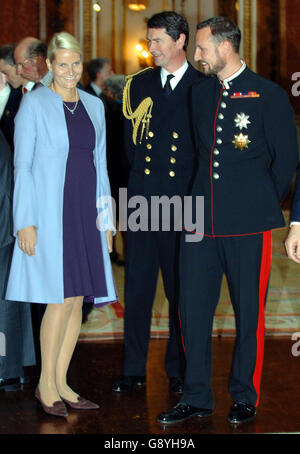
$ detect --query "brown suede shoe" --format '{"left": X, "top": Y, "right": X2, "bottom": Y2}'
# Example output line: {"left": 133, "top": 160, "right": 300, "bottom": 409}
{"left": 61, "top": 395, "right": 99, "bottom": 410}
{"left": 34, "top": 387, "right": 68, "bottom": 417}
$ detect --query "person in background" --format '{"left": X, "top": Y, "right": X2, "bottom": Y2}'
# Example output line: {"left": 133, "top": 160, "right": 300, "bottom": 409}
{"left": 104, "top": 74, "right": 129, "bottom": 265}
{"left": 0, "top": 44, "right": 25, "bottom": 149}
{"left": 0, "top": 129, "right": 36, "bottom": 392}
{"left": 84, "top": 57, "right": 113, "bottom": 110}
{"left": 5, "top": 32, "right": 117, "bottom": 417}
{"left": 14, "top": 37, "right": 52, "bottom": 89}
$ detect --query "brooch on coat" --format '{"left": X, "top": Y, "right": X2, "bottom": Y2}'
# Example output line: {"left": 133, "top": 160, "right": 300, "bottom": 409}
{"left": 232, "top": 113, "right": 251, "bottom": 150}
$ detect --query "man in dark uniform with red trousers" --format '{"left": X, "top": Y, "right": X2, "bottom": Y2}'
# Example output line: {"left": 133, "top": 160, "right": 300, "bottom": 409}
{"left": 157, "top": 16, "right": 299, "bottom": 425}
{"left": 112, "top": 11, "right": 205, "bottom": 394}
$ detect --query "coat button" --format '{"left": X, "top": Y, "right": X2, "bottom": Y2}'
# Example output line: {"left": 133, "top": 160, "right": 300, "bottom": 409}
{"left": 221, "top": 102, "right": 227, "bottom": 108}
{"left": 216, "top": 138, "right": 222, "bottom": 144}
{"left": 223, "top": 91, "right": 229, "bottom": 96}
{"left": 146, "top": 144, "right": 152, "bottom": 149}
{"left": 213, "top": 149, "right": 220, "bottom": 155}
{"left": 171, "top": 145, "right": 177, "bottom": 151}
{"left": 148, "top": 131, "right": 154, "bottom": 137}
{"left": 213, "top": 172, "right": 219, "bottom": 179}
{"left": 213, "top": 161, "right": 219, "bottom": 167}
{"left": 172, "top": 132, "right": 179, "bottom": 139}
{"left": 169, "top": 171, "right": 175, "bottom": 177}
{"left": 145, "top": 156, "right": 151, "bottom": 162}
{"left": 218, "top": 113, "right": 224, "bottom": 120}
{"left": 170, "top": 157, "right": 176, "bottom": 164}
{"left": 145, "top": 168, "right": 150, "bottom": 175}
{"left": 216, "top": 126, "right": 222, "bottom": 132}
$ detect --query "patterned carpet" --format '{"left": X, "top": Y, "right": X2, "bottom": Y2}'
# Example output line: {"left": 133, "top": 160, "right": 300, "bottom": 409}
{"left": 80, "top": 211, "right": 300, "bottom": 340}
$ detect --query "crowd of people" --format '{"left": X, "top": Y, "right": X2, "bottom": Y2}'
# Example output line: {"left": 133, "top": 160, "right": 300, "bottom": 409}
{"left": 0, "top": 10, "right": 299, "bottom": 427}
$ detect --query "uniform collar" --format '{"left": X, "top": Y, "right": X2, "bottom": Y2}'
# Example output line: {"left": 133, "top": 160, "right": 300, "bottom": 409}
{"left": 219, "top": 59, "right": 247, "bottom": 89}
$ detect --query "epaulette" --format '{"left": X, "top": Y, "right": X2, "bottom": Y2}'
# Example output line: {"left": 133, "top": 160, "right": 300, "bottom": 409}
{"left": 125, "top": 66, "right": 154, "bottom": 81}
{"left": 123, "top": 67, "right": 154, "bottom": 145}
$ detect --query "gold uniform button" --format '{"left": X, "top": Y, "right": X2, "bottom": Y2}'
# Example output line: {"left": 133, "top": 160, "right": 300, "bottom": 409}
{"left": 148, "top": 131, "right": 154, "bottom": 138}
{"left": 145, "top": 168, "right": 150, "bottom": 175}
{"left": 170, "top": 157, "right": 176, "bottom": 164}
{"left": 171, "top": 145, "right": 177, "bottom": 152}
{"left": 146, "top": 144, "right": 152, "bottom": 149}
{"left": 169, "top": 171, "right": 175, "bottom": 177}
{"left": 145, "top": 156, "right": 151, "bottom": 162}
{"left": 172, "top": 132, "right": 179, "bottom": 139}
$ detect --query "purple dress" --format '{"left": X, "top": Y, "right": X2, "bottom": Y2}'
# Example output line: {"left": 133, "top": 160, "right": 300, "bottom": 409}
{"left": 62, "top": 100, "right": 108, "bottom": 300}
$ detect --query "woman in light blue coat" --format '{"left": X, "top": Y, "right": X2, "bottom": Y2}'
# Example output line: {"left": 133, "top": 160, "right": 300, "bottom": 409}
{"left": 6, "top": 32, "right": 117, "bottom": 416}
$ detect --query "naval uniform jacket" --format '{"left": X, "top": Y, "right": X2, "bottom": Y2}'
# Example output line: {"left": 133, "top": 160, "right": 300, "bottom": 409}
{"left": 125, "top": 64, "right": 205, "bottom": 202}
{"left": 190, "top": 66, "right": 299, "bottom": 236}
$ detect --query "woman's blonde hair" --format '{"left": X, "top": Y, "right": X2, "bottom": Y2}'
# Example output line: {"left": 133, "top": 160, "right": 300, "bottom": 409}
{"left": 47, "top": 32, "right": 82, "bottom": 62}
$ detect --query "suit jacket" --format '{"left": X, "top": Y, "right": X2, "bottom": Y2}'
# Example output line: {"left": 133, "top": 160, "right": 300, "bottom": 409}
{"left": 124, "top": 63, "right": 205, "bottom": 201}
{"left": 5, "top": 86, "right": 116, "bottom": 304}
{"left": 190, "top": 66, "right": 299, "bottom": 236}
{"left": 0, "top": 129, "right": 13, "bottom": 248}
{"left": 0, "top": 87, "right": 22, "bottom": 150}
{"left": 84, "top": 82, "right": 108, "bottom": 110}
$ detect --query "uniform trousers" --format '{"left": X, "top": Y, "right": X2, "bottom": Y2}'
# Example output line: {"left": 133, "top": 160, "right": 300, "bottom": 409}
{"left": 123, "top": 227, "right": 185, "bottom": 378}
{"left": 179, "top": 231, "right": 272, "bottom": 409}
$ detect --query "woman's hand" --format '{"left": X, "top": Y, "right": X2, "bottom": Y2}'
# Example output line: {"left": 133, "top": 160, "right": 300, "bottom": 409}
{"left": 106, "top": 230, "right": 113, "bottom": 254}
{"left": 17, "top": 226, "right": 37, "bottom": 256}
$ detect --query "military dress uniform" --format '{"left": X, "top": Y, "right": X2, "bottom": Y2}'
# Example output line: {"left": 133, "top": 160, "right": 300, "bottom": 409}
{"left": 178, "top": 62, "right": 299, "bottom": 410}
{"left": 121, "top": 63, "right": 204, "bottom": 379}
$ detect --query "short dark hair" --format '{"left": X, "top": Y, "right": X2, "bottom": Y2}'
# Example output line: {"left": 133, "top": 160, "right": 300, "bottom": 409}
{"left": 86, "top": 58, "right": 110, "bottom": 81}
{"left": 197, "top": 16, "right": 241, "bottom": 53}
{"left": 147, "top": 11, "right": 189, "bottom": 51}
{"left": 27, "top": 40, "right": 47, "bottom": 59}
{"left": 0, "top": 44, "right": 16, "bottom": 65}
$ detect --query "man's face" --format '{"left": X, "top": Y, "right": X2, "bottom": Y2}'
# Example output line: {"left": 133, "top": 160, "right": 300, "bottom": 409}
{"left": 194, "top": 27, "right": 226, "bottom": 76}
{"left": 0, "top": 59, "right": 24, "bottom": 88}
{"left": 14, "top": 45, "right": 40, "bottom": 82}
{"left": 96, "top": 62, "right": 113, "bottom": 88}
{"left": 147, "top": 27, "right": 184, "bottom": 72}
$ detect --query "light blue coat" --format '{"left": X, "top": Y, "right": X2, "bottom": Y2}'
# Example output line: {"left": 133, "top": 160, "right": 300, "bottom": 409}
{"left": 6, "top": 86, "right": 117, "bottom": 305}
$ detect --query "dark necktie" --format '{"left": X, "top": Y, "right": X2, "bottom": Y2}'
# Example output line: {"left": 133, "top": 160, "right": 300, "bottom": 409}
{"left": 164, "top": 74, "right": 174, "bottom": 96}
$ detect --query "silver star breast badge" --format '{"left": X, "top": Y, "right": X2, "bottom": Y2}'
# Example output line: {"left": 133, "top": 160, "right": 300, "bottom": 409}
{"left": 234, "top": 112, "right": 250, "bottom": 130}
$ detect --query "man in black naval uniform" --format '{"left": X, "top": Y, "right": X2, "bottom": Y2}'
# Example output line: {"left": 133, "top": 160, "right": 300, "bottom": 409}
{"left": 112, "top": 11, "right": 205, "bottom": 394}
{"left": 157, "top": 16, "right": 299, "bottom": 425}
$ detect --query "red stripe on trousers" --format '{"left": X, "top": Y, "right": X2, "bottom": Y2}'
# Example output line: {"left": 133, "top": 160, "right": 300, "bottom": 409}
{"left": 178, "top": 309, "right": 186, "bottom": 354}
{"left": 253, "top": 231, "right": 272, "bottom": 407}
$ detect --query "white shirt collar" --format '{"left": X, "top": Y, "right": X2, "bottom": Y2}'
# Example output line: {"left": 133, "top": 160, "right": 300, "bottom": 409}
{"left": 160, "top": 60, "right": 189, "bottom": 90}
{"left": 24, "top": 81, "right": 35, "bottom": 92}
{"left": 221, "top": 60, "right": 246, "bottom": 89}
{"left": 91, "top": 81, "right": 102, "bottom": 97}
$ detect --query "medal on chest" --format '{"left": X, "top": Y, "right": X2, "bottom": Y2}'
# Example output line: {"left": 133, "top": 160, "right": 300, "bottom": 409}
{"left": 232, "top": 112, "right": 251, "bottom": 150}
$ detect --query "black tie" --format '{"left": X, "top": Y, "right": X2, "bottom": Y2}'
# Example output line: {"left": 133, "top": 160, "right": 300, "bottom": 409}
{"left": 164, "top": 74, "right": 174, "bottom": 96}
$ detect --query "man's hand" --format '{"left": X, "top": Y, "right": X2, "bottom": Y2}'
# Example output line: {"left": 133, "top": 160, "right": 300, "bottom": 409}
{"left": 285, "top": 224, "right": 300, "bottom": 264}
{"left": 17, "top": 226, "right": 37, "bottom": 256}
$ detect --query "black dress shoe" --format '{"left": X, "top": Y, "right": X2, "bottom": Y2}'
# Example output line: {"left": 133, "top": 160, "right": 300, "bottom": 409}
{"left": 157, "top": 402, "right": 213, "bottom": 424}
{"left": 169, "top": 377, "right": 184, "bottom": 394}
{"left": 227, "top": 402, "right": 256, "bottom": 424}
{"left": 0, "top": 378, "right": 21, "bottom": 392}
{"left": 112, "top": 375, "right": 146, "bottom": 393}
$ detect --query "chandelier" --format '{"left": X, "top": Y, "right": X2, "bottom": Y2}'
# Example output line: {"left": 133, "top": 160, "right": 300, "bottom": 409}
{"left": 128, "top": 0, "right": 148, "bottom": 12}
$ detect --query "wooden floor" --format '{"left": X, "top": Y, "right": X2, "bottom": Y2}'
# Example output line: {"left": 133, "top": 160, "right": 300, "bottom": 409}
{"left": 0, "top": 337, "right": 299, "bottom": 437}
